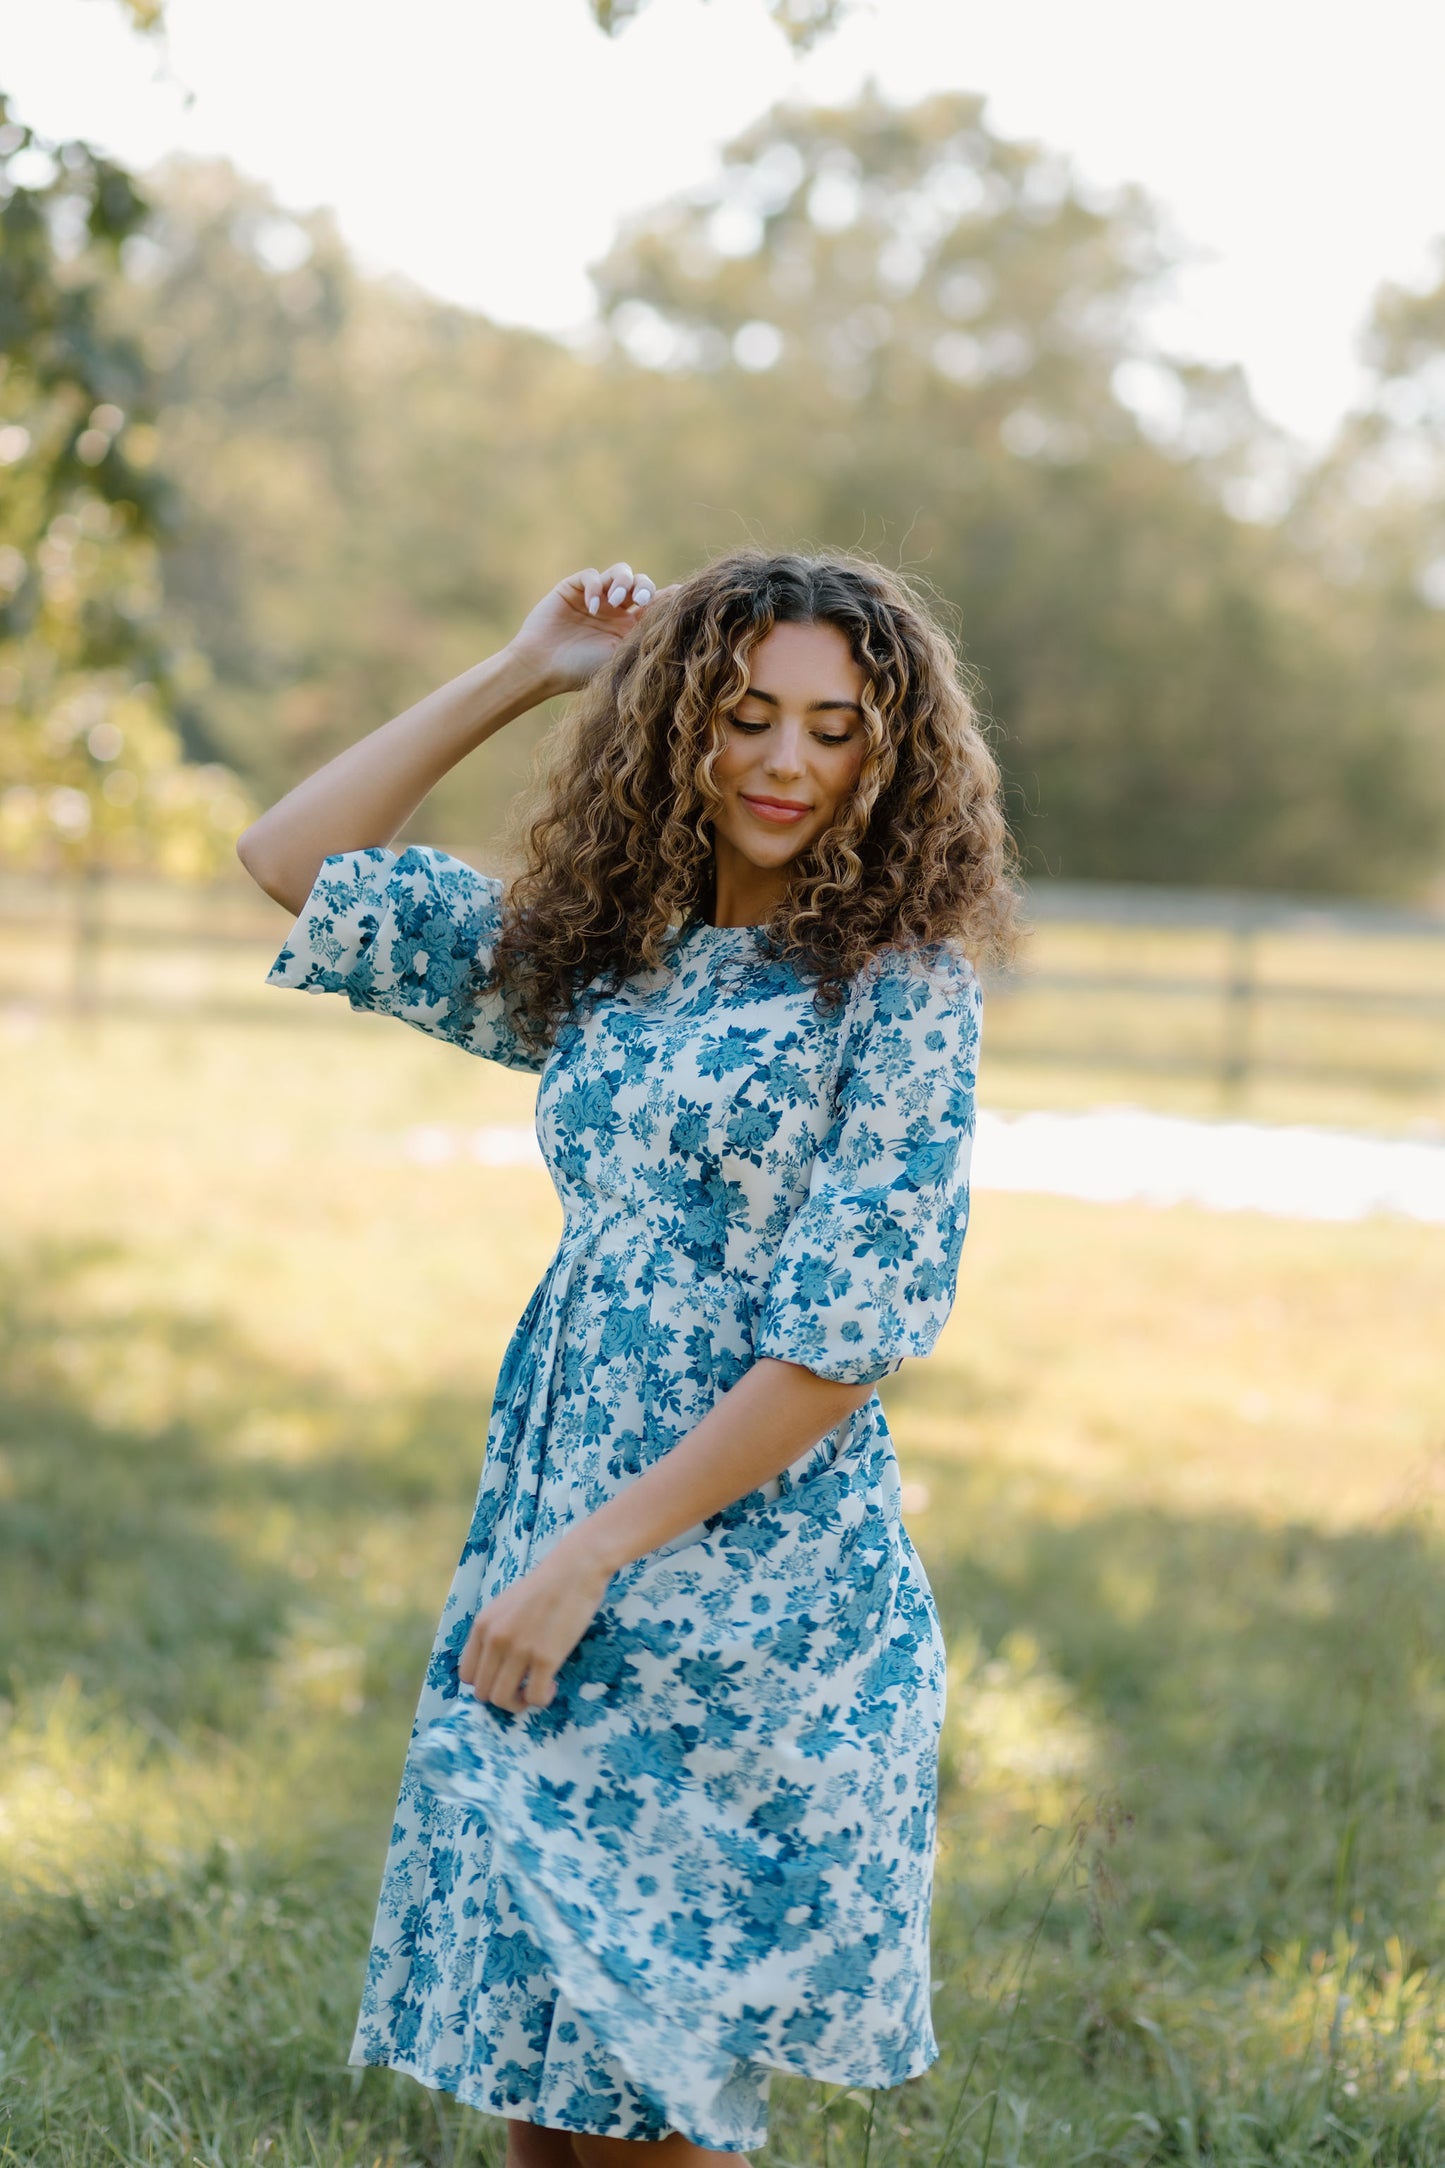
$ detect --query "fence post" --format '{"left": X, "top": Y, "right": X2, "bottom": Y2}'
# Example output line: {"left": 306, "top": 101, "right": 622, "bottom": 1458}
{"left": 1220, "top": 908, "right": 1258, "bottom": 1099}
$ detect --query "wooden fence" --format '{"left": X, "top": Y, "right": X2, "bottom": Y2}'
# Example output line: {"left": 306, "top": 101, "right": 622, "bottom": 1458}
{"left": 2, "top": 862, "right": 1443, "bottom": 1098}
{"left": 994, "top": 880, "right": 1445, "bottom": 1094}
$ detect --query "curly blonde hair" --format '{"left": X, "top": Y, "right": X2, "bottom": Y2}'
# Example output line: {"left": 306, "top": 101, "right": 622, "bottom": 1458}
{"left": 482, "top": 548, "right": 1022, "bottom": 1056}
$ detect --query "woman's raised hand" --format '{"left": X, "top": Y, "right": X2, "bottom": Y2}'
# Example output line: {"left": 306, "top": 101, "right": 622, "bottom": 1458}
{"left": 507, "top": 562, "right": 666, "bottom": 697}
{"left": 234, "top": 561, "right": 664, "bottom": 913}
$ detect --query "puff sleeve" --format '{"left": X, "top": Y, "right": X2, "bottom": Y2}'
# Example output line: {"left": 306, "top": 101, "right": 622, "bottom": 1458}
{"left": 753, "top": 942, "right": 983, "bottom": 1386}
{"left": 264, "top": 844, "right": 548, "bottom": 1074}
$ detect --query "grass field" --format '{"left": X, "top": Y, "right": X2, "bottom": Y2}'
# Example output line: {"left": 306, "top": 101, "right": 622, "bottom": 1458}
{"left": 3, "top": 1005, "right": 1445, "bottom": 2166}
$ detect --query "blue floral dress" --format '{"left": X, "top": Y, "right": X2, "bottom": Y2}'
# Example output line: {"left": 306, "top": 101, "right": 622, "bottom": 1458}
{"left": 267, "top": 844, "right": 983, "bottom": 2154}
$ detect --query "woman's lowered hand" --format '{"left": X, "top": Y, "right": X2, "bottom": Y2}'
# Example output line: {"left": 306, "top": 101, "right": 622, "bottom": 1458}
{"left": 458, "top": 1359, "right": 874, "bottom": 1716}
{"left": 457, "top": 1536, "right": 615, "bottom": 1715}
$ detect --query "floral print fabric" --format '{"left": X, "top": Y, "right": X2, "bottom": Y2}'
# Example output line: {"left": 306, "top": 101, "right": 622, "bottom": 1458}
{"left": 267, "top": 845, "right": 984, "bottom": 2151}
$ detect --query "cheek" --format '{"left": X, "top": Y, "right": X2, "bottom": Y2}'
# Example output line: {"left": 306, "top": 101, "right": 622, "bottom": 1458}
{"left": 816, "top": 747, "right": 865, "bottom": 818}
{"left": 712, "top": 737, "right": 749, "bottom": 787}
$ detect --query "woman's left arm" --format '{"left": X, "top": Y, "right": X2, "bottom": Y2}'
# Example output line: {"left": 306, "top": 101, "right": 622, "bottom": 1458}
{"left": 459, "top": 1358, "right": 876, "bottom": 1715}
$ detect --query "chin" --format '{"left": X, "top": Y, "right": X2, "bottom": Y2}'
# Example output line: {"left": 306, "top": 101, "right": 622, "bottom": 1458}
{"left": 728, "top": 816, "right": 817, "bottom": 860}
{"left": 740, "top": 837, "right": 812, "bottom": 871}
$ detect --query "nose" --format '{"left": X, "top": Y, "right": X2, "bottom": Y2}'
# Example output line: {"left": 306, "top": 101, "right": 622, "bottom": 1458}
{"left": 763, "top": 719, "right": 807, "bottom": 778}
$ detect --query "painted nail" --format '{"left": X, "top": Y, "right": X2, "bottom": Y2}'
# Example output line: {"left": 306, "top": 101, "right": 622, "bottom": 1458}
{"left": 634, "top": 586, "right": 653, "bottom": 605}
{"left": 588, "top": 594, "right": 599, "bottom": 614}
{"left": 608, "top": 583, "right": 628, "bottom": 606}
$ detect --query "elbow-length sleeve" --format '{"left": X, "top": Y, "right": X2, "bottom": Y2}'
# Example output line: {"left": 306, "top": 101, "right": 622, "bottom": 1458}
{"left": 264, "top": 844, "right": 547, "bottom": 1073}
{"left": 754, "top": 942, "right": 983, "bottom": 1387}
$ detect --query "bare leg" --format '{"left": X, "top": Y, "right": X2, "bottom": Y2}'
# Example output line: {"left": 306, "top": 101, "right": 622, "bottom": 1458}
{"left": 571, "top": 2136, "right": 747, "bottom": 2168}
{"left": 506, "top": 2120, "right": 582, "bottom": 2168}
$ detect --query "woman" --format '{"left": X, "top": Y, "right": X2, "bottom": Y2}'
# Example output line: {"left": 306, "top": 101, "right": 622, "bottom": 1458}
{"left": 238, "top": 548, "right": 1019, "bottom": 2166}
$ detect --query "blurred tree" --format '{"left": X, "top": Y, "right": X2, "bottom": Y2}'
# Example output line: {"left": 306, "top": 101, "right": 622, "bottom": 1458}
{"left": 1283, "top": 247, "right": 1445, "bottom": 905}
{"left": 1291, "top": 253, "right": 1445, "bottom": 906}
{"left": 591, "top": 90, "right": 1444, "bottom": 892}
{"left": 590, "top": 0, "right": 853, "bottom": 51}
{"left": 110, "top": 158, "right": 613, "bottom": 852}
{"left": 0, "top": 102, "right": 249, "bottom": 875}
{"left": 51, "top": 89, "right": 1441, "bottom": 899}
{"left": 1299, "top": 244, "right": 1445, "bottom": 592}
{"left": 596, "top": 88, "right": 1164, "bottom": 429}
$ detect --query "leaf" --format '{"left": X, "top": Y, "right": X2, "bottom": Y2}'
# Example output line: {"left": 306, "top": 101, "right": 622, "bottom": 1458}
{"left": 588, "top": 0, "right": 855, "bottom": 43}
{"left": 767, "top": 0, "right": 854, "bottom": 50}
{"left": 589, "top": 0, "right": 652, "bottom": 32}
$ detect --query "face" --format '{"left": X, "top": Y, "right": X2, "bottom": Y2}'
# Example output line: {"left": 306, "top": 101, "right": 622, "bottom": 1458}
{"left": 709, "top": 619, "right": 868, "bottom": 892}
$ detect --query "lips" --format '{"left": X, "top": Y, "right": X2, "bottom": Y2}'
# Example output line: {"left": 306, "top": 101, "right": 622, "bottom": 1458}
{"left": 741, "top": 794, "right": 811, "bottom": 823}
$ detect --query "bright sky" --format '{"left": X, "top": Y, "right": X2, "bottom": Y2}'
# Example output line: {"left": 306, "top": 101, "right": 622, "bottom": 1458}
{"left": 3, "top": 0, "right": 1443, "bottom": 451}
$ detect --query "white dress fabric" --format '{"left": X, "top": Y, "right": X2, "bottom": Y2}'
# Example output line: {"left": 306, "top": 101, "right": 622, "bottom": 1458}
{"left": 267, "top": 845, "right": 984, "bottom": 2152}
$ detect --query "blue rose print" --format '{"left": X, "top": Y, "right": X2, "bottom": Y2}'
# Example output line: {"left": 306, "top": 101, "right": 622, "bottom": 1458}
{"left": 266, "top": 845, "right": 984, "bottom": 2153}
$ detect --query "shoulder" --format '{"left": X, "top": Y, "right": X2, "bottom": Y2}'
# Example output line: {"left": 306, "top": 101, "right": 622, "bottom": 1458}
{"left": 829, "top": 938, "right": 982, "bottom": 1104}
{"left": 849, "top": 934, "right": 981, "bottom": 1028}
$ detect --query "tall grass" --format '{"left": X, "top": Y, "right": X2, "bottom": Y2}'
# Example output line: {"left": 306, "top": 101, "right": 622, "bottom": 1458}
{"left": 2, "top": 1013, "right": 1444, "bottom": 2164}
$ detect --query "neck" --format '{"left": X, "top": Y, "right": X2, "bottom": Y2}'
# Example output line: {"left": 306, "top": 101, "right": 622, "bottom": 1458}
{"left": 707, "top": 838, "right": 794, "bottom": 929}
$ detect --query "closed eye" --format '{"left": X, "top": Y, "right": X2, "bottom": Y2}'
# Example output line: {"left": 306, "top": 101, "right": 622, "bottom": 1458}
{"left": 731, "top": 719, "right": 854, "bottom": 746}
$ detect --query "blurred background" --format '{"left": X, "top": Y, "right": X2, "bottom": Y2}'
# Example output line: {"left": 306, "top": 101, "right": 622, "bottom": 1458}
{"left": 2, "top": 3, "right": 1444, "bottom": 2164}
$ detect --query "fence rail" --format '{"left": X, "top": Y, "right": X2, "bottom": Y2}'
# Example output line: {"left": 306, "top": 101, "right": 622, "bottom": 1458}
{"left": 1017, "top": 877, "right": 1445, "bottom": 938}
{"left": 2, "top": 863, "right": 1443, "bottom": 1097}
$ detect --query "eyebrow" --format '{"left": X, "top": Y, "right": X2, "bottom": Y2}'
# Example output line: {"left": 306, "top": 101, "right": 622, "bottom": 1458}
{"left": 742, "top": 688, "right": 864, "bottom": 717}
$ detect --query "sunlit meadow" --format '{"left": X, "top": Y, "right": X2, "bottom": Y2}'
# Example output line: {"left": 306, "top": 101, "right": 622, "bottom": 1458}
{"left": 2, "top": 1002, "right": 1444, "bottom": 2165}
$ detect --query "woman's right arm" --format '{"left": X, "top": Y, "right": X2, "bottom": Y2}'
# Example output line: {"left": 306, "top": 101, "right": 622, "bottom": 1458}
{"left": 235, "top": 560, "right": 658, "bottom": 913}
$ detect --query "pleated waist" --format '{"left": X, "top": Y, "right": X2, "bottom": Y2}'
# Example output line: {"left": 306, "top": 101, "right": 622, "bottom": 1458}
{"left": 555, "top": 1190, "right": 778, "bottom": 1297}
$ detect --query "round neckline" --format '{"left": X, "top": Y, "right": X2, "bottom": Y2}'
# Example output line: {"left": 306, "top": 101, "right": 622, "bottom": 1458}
{"left": 680, "top": 910, "right": 766, "bottom": 942}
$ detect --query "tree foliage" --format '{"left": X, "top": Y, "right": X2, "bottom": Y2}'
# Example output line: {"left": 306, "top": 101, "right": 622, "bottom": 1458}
{"left": 1310, "top": 242, "right": 1445, "bottom": 594}
{"left": 590, "top": 0, "right": 853, "bottom": 52}
{"left": 0, "top": 102, "right": 248, "bottom": 874}
{"left": 589, "top": 92, "right": 1442, "bottom": 891}
{"left": 1281, "top": 244, "right": 1445, "bottom": 899}
{"left": 3, "top": 77, "right": 1442, "bottom": 897}
{"left": 88, "top": 0, "right": 857, "bottom": 43}
{"left": 107, "top": 157, "right": 607, "bottom": 840}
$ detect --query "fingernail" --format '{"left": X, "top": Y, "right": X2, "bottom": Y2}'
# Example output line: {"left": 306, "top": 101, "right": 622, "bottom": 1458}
{"left": 588, "top": 595, "right": 599, "bottom": 614}
{"left": 608, "top": 584, "right": 628, "bottom": 606}
{"left": 634, "top": 586, "right": 653, "bottom": 605}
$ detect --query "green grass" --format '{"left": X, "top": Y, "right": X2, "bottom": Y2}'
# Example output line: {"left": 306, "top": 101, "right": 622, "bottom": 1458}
{"left": 2, "top": 1010, "right": 1444, "bottom": 2165}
